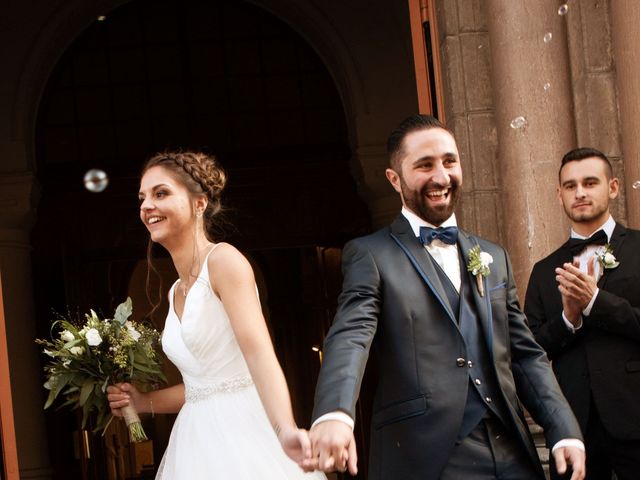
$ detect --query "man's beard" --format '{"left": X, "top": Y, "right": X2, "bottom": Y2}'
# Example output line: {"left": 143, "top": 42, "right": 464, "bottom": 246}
{"left": 400, "top": 177, "right": 461, "bottom": 226}
{"left": 564, "top": 202, "right": 608, "bottom": 224}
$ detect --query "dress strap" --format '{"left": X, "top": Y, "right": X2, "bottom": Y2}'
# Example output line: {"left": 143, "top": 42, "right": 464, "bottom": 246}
{"left": 203, "top": 242, "right": 223, "bottom": 263}
{"left": 197, "top": 243, "right": 224, "bottom": 280}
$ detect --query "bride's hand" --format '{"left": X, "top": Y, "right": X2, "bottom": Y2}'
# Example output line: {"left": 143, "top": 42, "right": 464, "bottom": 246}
{"left": 277, "top": 425, "right": 315, "bottom": 468}
{"left": 106, "top": 382, "right": 142, "bottom": 416}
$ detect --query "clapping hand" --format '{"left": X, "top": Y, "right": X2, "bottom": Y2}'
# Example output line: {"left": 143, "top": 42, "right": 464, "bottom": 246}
{"left": 556, "top": 259, "right": 598, "bottom": 327}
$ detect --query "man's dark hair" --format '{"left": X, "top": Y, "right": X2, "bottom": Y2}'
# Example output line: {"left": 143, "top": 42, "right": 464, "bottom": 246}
{"left": 387, "top": 114, "right": 452, "bottom": 170}
{"left": 560, "top": 147, "right": 613, "bottom": 180}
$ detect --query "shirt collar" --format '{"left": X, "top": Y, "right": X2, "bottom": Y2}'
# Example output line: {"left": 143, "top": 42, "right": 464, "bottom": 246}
{"left": 401, "top": 206, "right": 458, "bottom": 238}
{"left": 570, "top": 215, "right": 615, "bottom": 241}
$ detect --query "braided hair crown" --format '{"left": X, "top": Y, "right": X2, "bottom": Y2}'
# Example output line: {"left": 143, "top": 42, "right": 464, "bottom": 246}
{"left": 142, "top": 150, "right": 227, "bottom": 239}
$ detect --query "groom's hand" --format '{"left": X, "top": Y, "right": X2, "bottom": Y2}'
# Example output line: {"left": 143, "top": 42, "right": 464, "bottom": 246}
{"left": 553, "top": 445, "right": 586, "bottom": 480}
{"left": 309, "top": 420, "right": 358, "bottom": 475}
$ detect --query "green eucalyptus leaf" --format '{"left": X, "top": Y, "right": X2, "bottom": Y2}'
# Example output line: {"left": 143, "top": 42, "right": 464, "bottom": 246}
{"left": 113, "top": 297, "right": 133, "bottom": 325}
{"left": 79, "top": 378, "right": 95, "bottom": 406}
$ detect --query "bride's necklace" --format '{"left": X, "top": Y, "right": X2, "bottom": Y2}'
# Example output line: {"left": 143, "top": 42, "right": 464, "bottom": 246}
{"left": 180, "top": 242, "right": 214, "bottom": 297}
{"left": 180, "top": 278, "right": 190, "bottom": 297}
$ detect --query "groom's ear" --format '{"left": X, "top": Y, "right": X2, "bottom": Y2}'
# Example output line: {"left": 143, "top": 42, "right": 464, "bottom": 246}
{"left": 385, "top": 168, "right": 402, "bottom": 194}
{"left": 556, "top": 185, "right": 563, "bottom": 206}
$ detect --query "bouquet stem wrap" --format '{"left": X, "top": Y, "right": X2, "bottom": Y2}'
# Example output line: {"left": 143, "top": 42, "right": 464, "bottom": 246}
{"left": 122, "top": 404, "right": 148, "bottom": 442}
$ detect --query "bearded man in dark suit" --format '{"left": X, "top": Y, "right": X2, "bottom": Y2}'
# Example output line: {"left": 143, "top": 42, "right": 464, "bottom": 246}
{"left": 305, "top": 114, "right": 585, "bottom": 480}
{"left": 525, "top": 147, "right": 640, "bottom": 480}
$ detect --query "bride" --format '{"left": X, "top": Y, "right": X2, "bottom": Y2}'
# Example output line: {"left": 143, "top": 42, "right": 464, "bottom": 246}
{"left": 107, "top": 151, "right": 324, "bottom": 479}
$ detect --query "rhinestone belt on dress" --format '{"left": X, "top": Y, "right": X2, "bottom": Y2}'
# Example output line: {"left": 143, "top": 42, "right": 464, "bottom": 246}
{"left": 185, "top": 375, "right": 254, "bottom": 402}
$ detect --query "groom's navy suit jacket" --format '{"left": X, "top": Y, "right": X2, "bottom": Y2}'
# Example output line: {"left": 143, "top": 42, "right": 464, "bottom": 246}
{"left": 312, "top": 215, "right": 581, "bottom": 480}
{"left": 525, "top": 223, "right": 640, "bottom": 440}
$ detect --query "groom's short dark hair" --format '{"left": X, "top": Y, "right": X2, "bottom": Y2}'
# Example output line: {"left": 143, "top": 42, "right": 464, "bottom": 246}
{"left": 560, "top": 147, "right": 613, "bottom": 181}
{"left": 387, "top": 114, "right": 451, "bottom": 171}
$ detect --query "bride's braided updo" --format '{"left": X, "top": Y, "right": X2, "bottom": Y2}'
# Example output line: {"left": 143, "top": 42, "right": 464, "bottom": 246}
{"left": 142, "top": 150, "right": 227, "bottom": 241}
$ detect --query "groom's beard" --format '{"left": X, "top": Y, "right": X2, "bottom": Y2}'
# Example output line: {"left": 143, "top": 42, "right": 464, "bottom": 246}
{"left": 400, "top": 176, "right": 461, "bottom": 226}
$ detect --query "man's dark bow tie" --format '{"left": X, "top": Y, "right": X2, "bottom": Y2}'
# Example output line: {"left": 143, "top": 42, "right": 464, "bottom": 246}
{"left": 419, "top": 226, "right": 459, "bottom": 246}
{"left": 566, "top": 229, "right": 608, "bottom": 256}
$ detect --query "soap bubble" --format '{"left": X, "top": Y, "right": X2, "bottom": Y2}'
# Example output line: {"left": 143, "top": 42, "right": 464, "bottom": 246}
{"left": 543, "top": 83, "right": 551, "bottom": 91}
{"left": 632, "top": 180, "right": 640, "bottom": 190}
{"left": 510, "top": 116, "right": 527, "bottom": 129}
{"left": 558, "top": 4, "right": 569, "bottom": 16}
{"left": 84, "top": 169, "right": 109, "bottom": 193}
{"left": 543, "top": 32, "right": 553, "bottom": 43}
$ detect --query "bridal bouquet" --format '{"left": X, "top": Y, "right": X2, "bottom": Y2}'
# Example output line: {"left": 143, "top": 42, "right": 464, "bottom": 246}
{"left": 36, "top": 298, "right": 166, "bottom": 442}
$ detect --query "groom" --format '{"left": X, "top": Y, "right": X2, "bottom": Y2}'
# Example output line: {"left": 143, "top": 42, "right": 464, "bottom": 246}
{"left": 308, "top": 115, "right": 585, "bottom": 479}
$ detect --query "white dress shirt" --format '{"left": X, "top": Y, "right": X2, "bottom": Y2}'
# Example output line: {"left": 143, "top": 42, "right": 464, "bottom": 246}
{"left": 402, "top": 207, "right": 461, "bottom": 291}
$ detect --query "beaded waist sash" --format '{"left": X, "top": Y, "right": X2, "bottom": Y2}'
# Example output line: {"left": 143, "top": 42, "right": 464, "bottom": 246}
{"left": 185, "top": 375, "right": 254, "bottom": 403}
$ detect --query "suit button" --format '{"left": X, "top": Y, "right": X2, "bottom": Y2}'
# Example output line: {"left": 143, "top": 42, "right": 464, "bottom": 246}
{"left": 456, "top": 358, "right": 466, "bottom": 367}
{"left": 467, "top": 361, "right": 473, "bottom": 368}
{"left": 475, "top": 379, "right": 482, "bottom": 385}
{"left": 485, "top": 396, "right": 492, "bottom": 403}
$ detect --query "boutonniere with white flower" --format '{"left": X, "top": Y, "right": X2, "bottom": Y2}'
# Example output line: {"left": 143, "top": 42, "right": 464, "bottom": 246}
{"left": 596, "top": 243, "right": 619, "bottom": 269}
{"left": 467, "top": 245, "right": 493, "bottom": 297}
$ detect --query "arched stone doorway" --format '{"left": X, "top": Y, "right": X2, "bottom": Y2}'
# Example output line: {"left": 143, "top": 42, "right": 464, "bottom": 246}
{"left": 32, "top": 0, "right": 369, "bottom": 477}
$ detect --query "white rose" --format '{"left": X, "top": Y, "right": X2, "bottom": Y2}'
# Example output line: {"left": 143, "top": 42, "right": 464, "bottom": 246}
{"left": 125, "top": 321, "right": 141, "bottom": 342}
{"left": 604, "top": 252, "right": 615, "bottom": 264}
{"left": 60, "top": 330, "right": 75, "bottom": 342}
{"left": 85, "top": 328, "right": 102, "bottom": 346}
{"left": 69, "top": 346, "right": 84, "bottom": 356}
{"left": 479, "top": 251, "right": 494, "bottom": 267}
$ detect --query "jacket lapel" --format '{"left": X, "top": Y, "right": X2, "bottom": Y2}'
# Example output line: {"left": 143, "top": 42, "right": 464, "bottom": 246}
{"left": 389, "top": 215, "right": 457, "bottom": 324}
{"left": 598, "top": 223, "right": 626, "bottom": 289}
{"left": 457, "top": 231, "right": 493, "bottom": 354}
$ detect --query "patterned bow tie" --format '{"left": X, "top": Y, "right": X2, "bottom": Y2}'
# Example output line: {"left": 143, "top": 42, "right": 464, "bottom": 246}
{"left": 566, "top": 229, "right": 607, "bottom": 256}
{"left": 419, "top": 226, "right": 459, "bottom": 246}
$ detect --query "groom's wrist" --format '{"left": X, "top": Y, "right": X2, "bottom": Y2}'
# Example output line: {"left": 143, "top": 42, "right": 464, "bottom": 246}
{"left": 312, "top": 411, "right": 354, "bottom": 430}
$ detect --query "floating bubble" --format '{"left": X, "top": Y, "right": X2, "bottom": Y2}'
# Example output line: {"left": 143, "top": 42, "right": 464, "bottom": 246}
{"left": 84, "top": 169, "right": 109, "bottom": 193}
{"left": 633, "top": 180, "right": 640, "bottom": 190}
{"left": 543, "top": 32, "right": 553, "bottom": 43}
{"left": 510, "top": 116, "right": 527, "bottom": 129}
{"left": 543, "top": 82, "right": 551, "bottom": 91}
{"left": 558, "top": 4, "right": 569, "bottom": 16}
{"left": 97, "top": 15, "right": 107, "bottom": 21}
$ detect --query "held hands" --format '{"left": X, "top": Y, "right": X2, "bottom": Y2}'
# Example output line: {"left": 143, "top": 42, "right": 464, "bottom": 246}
{"left": 555, "top": 260, "right": 598, "bottom": 327}
{"left": 553, "top": 445, "right": 586, "bottom": 480}
{"left": 106, "top": 382, "right": 142, "bottom": 416}
{"left": 307, "top": 420, "right": 358, "bottom": 475}
{"left": 276, "top": 424, "right": 314, "bottom": 467}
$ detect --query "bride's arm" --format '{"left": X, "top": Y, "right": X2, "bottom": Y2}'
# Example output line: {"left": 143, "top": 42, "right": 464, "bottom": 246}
{"left": 108, "top": 383, "right": 185, "bottom": 415}
{"left": 209, "top": 244, "right": 311, "bottom": 462}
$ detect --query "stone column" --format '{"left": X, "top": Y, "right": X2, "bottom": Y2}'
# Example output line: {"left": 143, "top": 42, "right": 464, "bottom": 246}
{"left": 0, "top": 172, "right": 52, "bottom": 479}
{"left": 611, "top": 2, "right": 640, "bottom": 228}
{"left": 485, "top": 0, "right": 575, "bottom": 292}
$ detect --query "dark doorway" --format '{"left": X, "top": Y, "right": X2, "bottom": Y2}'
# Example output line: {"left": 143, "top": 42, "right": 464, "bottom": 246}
{"left": 33, "top": 0, "right": 370, "bottom": 478}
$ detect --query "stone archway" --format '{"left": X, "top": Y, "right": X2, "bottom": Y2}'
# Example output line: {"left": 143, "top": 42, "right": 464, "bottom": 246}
{"left": 30, "top": 0, "right": 369, "bottom": 477}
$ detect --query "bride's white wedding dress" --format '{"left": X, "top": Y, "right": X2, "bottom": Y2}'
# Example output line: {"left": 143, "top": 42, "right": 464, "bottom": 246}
{"left": 156, "top": 245, "right": 325, "bottom": 479}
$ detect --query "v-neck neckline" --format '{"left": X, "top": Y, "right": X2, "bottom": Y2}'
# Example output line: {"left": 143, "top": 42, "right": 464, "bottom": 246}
{"left": 171, "top": 244, "right": 218, "bottom": 324}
